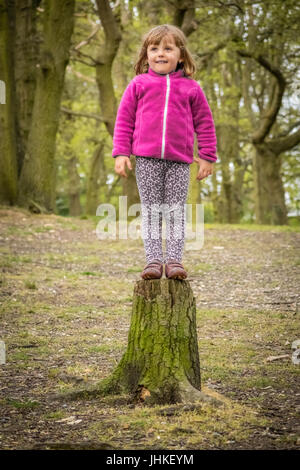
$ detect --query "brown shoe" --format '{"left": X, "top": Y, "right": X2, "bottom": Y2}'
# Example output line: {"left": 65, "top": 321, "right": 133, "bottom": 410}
{"left": 165, "top": 259, "right": 187, "bottom": 280}
{"left": 141, "top": 259, "right": 163, "bottom": 280}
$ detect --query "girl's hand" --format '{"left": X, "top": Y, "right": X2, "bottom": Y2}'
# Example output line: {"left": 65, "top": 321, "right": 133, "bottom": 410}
{"left": 115, "top": 156, "right": 133, "bottom": 178}
{"left": 193, "top": 156, "right": 213, "bottom": 181}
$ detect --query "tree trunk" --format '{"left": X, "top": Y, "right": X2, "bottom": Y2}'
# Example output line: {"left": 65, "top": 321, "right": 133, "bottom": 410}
{"left": 253, "top": 144, "right": 287, "bottom": 225}
{"left": 0, "top": 0, "right": 18, "bottom": 205}
{"left": 98, "top": 279, "right": 215, "bottom": 405}
{"left": 187, "top": 137, "right": 202, "bottom": 225}
{"left": 86, "top": 143, "right": 106, "bottom": 216}
{"left": 95, "top": 0, "right": 121, "bottom": 137}
{"left": 122, "top": 155, "right": 140, "bottom": 216}
{"left": 18, "top": 0, "right": 75, "bottom": 213}
{"left": 67, "top": 156, "right": 81, "bottom": 217}
{"left": 211, "top": 170, "right": 220, "bottom": 222}
{"left": 14, "top": 0, "right": 39, "bottom": 176}
{"left": 217, "top": 54, "right": 243, "bottom": 224}
{"left": 231, "top": 157, "right": 247, "bottom": 223}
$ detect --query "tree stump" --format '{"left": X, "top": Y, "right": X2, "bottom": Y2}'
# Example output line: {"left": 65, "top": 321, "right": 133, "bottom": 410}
{"left": 98, "top": 279, "right": 212, "bottom": 405}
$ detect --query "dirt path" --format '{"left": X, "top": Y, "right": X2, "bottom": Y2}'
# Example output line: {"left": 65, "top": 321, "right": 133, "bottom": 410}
{"left": 0, "top": 206, "right": 299, "bottom": 450}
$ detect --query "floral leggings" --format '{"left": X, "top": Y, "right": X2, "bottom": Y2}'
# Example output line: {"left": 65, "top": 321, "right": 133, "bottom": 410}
{"left": 135, "top": 156, "right": 190, "bottom": 264}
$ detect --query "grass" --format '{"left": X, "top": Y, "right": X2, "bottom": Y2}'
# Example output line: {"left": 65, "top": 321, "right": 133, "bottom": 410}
{"left": 193, "top": 263, "right": 213, "bottom": 272}
{"left": 0, "top": 206, "right": 299, "bottom": 450}
{"left": 4, "top": 399, "right": 40, "bottom": 409}
{"left": 44, "top": 410, "right": 66, "bottom": 420}
{"left": 24, "top": 280, "right": 37, "bottom": 289}
{"left": 87, "top": 343, "right": 125, "bottom": 354}
{"left": 83, "top": 396, "right": 270, "bottom": 449}
{"left": 204, "top": 222, "right": 300, "bottom": 232}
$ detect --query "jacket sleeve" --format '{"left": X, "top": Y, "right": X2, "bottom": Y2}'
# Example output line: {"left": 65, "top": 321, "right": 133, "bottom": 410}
{"left": 190, "top": 84, "right": 217, "bottom": 162}
{"left": 112, "top": 79, "right": 138, "bottom": 158}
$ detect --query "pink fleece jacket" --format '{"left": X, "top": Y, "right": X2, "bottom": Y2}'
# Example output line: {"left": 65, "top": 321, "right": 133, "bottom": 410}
{"left": 112, "top": 67, "right": 217, "bottom": 164}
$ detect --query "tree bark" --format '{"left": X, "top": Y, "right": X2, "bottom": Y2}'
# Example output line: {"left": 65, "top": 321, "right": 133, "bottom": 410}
{"left": 234, "top": 0, "right": 300, "bottom": 225}
{"left": 172, "top": 0, "right": 200, "bottom": 37}
{"left": 18, "top": 0, "right": 75, "bottom": 212}
{"left": 218, "top": 57, "right": 244, "bottom": 223}
{"left": 67, "top": 156, "right": 81, "bottom": 217}
{"left": 14, "top": 0, "right": 39, "bottom": 176}
{"left": 86, "top": 142, "right": 106, "bottom": 216}
{"left": 0, "top": 0, "right": 18, "bottom": 205}
{"left": 231, "top": 156, "right": 247, "bottom": 223}
{"left": 122, "top": 155, "right": 140, "bottom": 215}
{"left": 187, "top": 137, "right": 201, "bottom": 224}
{"left": 94, "top": 0, "right": 142, "bottom": 208}
{"left": 95, "top": 0, "right": 121, "bottom": 137}
{"left": 240, "top": 50, "right": 290, "bottom": 225}
{"left": 97, "top": 279, "right": 215, "bottom": 405}
{"left": 253, "top": 143, "right": 287, "bottom": 225}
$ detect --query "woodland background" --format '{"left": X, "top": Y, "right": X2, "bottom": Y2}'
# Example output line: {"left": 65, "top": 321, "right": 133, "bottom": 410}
{"left": 0, "top": 0, "right": 299, "bottom": 226}
{"left": 1, "top": 0, "right": 300, "bottom": 450}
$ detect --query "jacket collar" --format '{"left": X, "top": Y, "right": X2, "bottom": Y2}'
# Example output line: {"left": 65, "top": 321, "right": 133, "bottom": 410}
{"left": 147, "top": 67, "right": 184, "bottom": 78}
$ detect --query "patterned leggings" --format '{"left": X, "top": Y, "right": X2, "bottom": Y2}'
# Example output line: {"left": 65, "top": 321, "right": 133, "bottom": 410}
{"left": 135, "top": 156, "right": 190, "bottom": 264}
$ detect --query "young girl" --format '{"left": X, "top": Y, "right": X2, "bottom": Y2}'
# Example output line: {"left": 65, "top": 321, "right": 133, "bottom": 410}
{"left": 112, "top": 24, "right": 217, "bottom": 280}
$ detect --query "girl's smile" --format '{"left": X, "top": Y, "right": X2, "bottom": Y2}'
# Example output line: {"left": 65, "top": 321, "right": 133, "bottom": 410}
{"left": 147, "top": 36, "right": 181, "bottom": 75}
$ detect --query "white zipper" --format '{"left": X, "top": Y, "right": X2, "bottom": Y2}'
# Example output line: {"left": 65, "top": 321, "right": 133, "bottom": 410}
{"left": 161, "top": 74, "right": 170, "bottom": 159}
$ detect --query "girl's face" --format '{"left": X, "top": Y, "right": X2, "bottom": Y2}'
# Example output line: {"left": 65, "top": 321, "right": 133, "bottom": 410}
{"left": 146, "top": 36, "right": 182, "bottom": 75}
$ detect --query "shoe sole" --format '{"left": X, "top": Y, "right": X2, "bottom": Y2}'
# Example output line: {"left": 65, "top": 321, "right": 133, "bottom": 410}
{"left": 141, "top": 272, "right": 162, "bottom": 280}
{"left": 166, "top": 274, "right": 187, "bottom": 280}
{"left": 141, "top": 275, "right": 162, "bottom": 280}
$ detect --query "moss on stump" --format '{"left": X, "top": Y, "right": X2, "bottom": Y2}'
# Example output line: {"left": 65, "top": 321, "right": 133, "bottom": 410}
{"left": 98, "top": 279, "right": 210, "bottom": 405}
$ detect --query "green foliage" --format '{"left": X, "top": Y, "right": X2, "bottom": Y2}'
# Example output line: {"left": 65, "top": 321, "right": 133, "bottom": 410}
{"left": 4, "top": 399, "right": 40, "bottom": 409}
{"left": 53, "top": 0, "right": 299, "bottom": 224}
{"left": 24, "top": 280, "right": 37, "bottom": 290}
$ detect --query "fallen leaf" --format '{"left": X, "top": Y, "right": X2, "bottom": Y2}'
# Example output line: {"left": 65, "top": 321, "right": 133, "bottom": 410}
{"left": 266, "top": 354, "right": 289, "bottom": 362}
{"left": 55, "top": 416, "right": 82, "bottom": 425}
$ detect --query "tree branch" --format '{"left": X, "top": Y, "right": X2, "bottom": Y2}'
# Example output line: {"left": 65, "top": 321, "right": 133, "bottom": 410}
{"left": 174, "top": 0, "right": 198, "bottom": 36}
{"left": 269, "top": 127, "right": 300, "bottom": 155}
{"left": 70, "top": 56, "right": 96, "bottom": 68}
{"left": 216, "top": 0, "right": 244, "bottom": 13}
{"left": 74, "top": 25, "right": 100, "bottom": 51}
{"left": 61, "top": 107, "right": 102, "bottom": 122}
{"left": 95, "top": 0, "right": 122, "bottom": 136}
{"left": 66, "top": 65, "right": 96, "bottom": 83}
{"left": 237, "top": 49, "right": 286, "bottom": 144}
{"left": 95, "top": 0, "right": 122, "bottom": 56}
{"left": 277, "top": 121, "right": 300, "bottom": 138}
{"left": 70, "top": 48, "right": 102, "bottom": 66}
{"left": 196, "top": 39, "right": 229, "bottom": 59}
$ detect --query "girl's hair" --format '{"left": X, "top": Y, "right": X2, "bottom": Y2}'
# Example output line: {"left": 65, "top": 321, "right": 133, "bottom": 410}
{"left": 134, "top": 24, "right": 196, "bottom": 78}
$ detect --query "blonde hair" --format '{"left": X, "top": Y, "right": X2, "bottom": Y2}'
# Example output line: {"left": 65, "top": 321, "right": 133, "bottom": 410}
{"left": 134, "top": 24, "right": 196, "bottom": 78}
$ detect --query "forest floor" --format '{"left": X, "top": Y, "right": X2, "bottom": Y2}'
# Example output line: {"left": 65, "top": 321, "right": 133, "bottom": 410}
{"left": 0, "top": 205, "right": 299, "bottom": 450}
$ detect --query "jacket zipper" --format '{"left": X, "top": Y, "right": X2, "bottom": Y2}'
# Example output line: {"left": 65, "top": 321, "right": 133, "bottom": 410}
{"left": 161, "top": 74, "right": 170, "bottom": 159}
